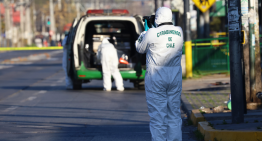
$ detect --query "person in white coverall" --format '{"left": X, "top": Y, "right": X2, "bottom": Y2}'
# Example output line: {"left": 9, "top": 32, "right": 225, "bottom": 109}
{"left": 135, "top": 7, "right": 184, "bottom": 141}
{"left": 62, "top": 35, "right": 73, "bottom": 89}
{"left": 97, "top": 38, "right": 124, "bottom": 91}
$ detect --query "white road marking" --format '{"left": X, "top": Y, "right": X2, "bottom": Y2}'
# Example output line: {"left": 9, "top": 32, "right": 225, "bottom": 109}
{"left": 38, "top": 90, "right": 47, "bottom": 94}
{"left": 57, "top": 80, "right": 64, "bottom": 83}
{"left": 20, "top": 99, "right": 27, "bottom": 103}
{"left": 27, "top": 96, "right": 36, "bottom": 101}
{"left": 47, "top": 58, "right": 59, "bottom": 61}
{"left": 0, "top": 65, "right": 13, "bottom": 70}
{"left": 3, "top": 106, "right": 18, "bottom": 112}
{"left": 16, "top": 126, "right": 53, "bottom": 128}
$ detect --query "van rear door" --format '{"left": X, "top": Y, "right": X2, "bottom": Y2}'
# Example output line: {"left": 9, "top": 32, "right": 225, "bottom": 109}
{"left": 66, "top": 19, "right": 80, "bottom": 76}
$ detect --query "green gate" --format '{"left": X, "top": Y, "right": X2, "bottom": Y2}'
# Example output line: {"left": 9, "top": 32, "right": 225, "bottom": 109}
{"left": 182, "top": 37, "right": 262, "bottom": 75}
{"left": 185, "top": 37, "right": 230, "bottom": 75}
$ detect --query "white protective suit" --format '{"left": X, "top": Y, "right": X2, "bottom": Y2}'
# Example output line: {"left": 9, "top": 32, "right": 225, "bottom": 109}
{"left": 135, "top": 7, "right": 184, "bottom": 141}
{"left": 62, "top": 36, "right": 73, "bottom": 89}
{"left": 97, "top": 38, "right": 124, "bottom": 91}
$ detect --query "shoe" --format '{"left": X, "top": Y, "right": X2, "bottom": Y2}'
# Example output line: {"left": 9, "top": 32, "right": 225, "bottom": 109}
{"left": 103, "top": 88, "right": 111, "bottom": 91}
{"left": 117, "top": 87, "right": 124, "bottom": 91}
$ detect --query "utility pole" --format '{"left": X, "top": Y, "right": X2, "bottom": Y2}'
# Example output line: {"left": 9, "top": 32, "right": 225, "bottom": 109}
{"left": 20, "top": 0, "right": 24, "bottom": 46}
{"left": 25, "top": 0, "right": 32, "bottom": 45}
{"left": 49, "top": 0, "right": 56, "bottom": 44}
{"left": 4, "top": 0, "right": 12, "bottom": 47}
{"left": 228, "top": 0, "right": 245, "bottom": 123}
{"left": 41, "top": 14, "right": 45, "bottom": 34}
{"left": 155, "top": 0, "right": 158, "bottom": 12}
{"left": 204, "top": 10, "right": 210, "bottom": 38}
{"left": 58, "top": 0, "right": 62, "bottom": 10}
{"left": 32, "top": 0, "right": 37, "bottom": 34}
{"left": 241, "top": 0, "right": 250, "bottom": 110}
{"left": 249, "top": 0, "right": 256, "bottom": 103}
{"left": 254, "top": 0, "right": 262, "bottom": 103}
{"left": 184, "top": 0, "right": 192, "bottom": 78}
{"left": 76, "top": 0, "right": 80, "bottom": 19}
{"left": 0, "top": 6, "right": 2, "bottom": 47}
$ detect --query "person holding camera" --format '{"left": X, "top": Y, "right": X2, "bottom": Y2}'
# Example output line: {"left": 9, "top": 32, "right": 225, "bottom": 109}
{"left": 135, "top": 7, "right": 184, "bottom": 141}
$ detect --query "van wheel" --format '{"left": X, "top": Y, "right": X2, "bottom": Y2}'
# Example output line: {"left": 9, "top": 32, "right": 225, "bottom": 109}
{"left": 73, "top": 82, "right": 82, "bottom": 90}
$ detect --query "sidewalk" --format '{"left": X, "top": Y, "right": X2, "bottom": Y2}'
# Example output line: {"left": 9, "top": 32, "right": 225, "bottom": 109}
{"left": 181, "top": 74, "right": 262, "bottom": 141}
{"left": 182, "top": 74, "right": 230, "bottom": 115}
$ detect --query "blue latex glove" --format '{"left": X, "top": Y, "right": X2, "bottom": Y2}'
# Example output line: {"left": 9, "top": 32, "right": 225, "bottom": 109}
{"left": 144, "top": 19, "right": 149, "bottom": 31}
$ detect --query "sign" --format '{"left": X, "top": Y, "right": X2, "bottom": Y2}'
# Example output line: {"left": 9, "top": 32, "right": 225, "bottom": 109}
{"left": 192, "top": 0, "right": 216, "bottom": 13}
{"left": 241, "top": 0, "right": 249, "bottom": 25}
{"left": 228, "top": 7, "right": 240, "bottom": 31}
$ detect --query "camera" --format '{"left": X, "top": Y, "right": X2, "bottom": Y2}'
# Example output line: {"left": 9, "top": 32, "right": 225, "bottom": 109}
{"left": 142, "top": 15, "right": 155, "bottom": 28}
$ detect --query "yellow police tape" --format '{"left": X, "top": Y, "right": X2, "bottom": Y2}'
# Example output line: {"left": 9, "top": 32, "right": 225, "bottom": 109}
{"left": 0, "top": 46, "right": 63, "bottom": 51}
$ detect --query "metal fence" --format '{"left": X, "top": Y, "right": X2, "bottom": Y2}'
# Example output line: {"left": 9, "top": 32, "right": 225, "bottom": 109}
{"left": 192, "top": 37, "right": 230, "bottom": 74}
{"left": 182, "top": 37, "right": 230, "bottom": 75}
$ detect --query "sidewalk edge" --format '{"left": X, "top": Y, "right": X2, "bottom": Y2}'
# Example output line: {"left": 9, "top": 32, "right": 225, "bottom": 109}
{"left": 198, "top": 121, "right": 262, "bottom": 141}
{"left": 181, "top": 93, "right": 193, "bottom": 117}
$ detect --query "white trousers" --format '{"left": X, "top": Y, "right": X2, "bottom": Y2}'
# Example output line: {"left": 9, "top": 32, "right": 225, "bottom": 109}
{"left": 145, "top": 66, "right": 182, "bottom": 141}
{"left": 101, "top": 47, "right": 124, "bottom": 90}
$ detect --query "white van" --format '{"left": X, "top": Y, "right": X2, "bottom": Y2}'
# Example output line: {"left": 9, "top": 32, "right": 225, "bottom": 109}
{"left": 65, "top": 9, "right": 146, "bottom": 89}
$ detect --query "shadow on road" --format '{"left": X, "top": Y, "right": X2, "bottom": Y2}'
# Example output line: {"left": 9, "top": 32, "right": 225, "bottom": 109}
{"left": 0, "top": 86, "right": 145, "bottom": 92}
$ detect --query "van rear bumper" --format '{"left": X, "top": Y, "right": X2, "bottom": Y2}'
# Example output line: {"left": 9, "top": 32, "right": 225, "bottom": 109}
{"left": 76, "top": 69, "right": 146, "bottom": 80}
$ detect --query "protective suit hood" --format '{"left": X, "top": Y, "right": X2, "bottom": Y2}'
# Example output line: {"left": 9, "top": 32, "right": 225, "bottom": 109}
{"left": 155, "top": 7, "right": 172, "bottom": 27}
{"left": 101, "top": 38, "right": 110, "bottom": 44}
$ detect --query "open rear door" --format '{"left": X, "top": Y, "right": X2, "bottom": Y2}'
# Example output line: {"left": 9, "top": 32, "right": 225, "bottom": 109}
{"left": 66, "top": 18, "right": 79, "bottom": 76}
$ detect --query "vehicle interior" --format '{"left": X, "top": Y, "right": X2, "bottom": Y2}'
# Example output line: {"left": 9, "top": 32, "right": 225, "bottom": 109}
{"left": 81, "top": 20, "right": 146, "bottom": 70}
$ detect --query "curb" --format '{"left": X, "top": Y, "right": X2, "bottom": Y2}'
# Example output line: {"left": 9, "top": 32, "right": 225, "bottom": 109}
{"left": 181, "top": 93, "right": 193, "bottom": 117}
{"left": 181, "top": 93, "right": 206, "bottom": 125}
{"left": 190, "top": 109, "right": 206, "bottom": 126}
{"left": 198, "top": 121, "right": 262, "bottom": 141}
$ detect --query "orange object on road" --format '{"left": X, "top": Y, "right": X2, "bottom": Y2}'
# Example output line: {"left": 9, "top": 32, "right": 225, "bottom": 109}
{"left": 119, "top": 57, "right": 129, "bottom": 64}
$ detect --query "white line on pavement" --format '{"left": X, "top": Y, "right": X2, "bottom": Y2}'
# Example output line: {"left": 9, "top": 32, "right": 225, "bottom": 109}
{"left": 16, "top": 126, "right": 53, "bottom": 128}
{"left": 3, "top": 106, "right": 18, "bottom": 112}
{"left": 38, "top": 90, "right": 47, "bottom": 94}
{"left": 27, "top": 96, "right": 36, "bottom": 101}
{"left": 0, "top": 65, "right": 13, "bottom": 70}
{"left": 57, "top": 80, "right": 64, "bottom": 83}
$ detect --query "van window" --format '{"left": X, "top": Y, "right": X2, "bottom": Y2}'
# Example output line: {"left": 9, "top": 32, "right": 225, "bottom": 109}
{"left": 94, "top": 23, "right": 123, "bottom": 33}
{"left": 83, "top": 20, "right": 143, "bottom": 69}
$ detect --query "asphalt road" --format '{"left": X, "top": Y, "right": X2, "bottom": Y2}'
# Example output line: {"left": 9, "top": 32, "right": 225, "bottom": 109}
{"left": 0, "top": 50, "right": 55, "bottom": 62}
{"left": 0, "top": 51, "right": 197, "bottom": 141}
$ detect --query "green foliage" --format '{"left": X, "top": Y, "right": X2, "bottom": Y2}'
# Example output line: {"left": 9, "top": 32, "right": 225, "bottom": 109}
{"left": 199, "top": 109, "right": 206, "bottom": 114}
{"left": 208, "top": 122, "right": 214, "bottom": 128}
{"left": 186, "top": 119, "right": 193, "bottom": 126}
{"left": 254, "top": 120, "right": 259, "bottom": 123}
{"left": 222, "top": 120, "right": 227, "bottom": 125}
{"left": 210, "top": 17, "right": 222, "bottom": 32}
{"left": 257, "top": 127, "right": 261, "bottom": 129}
{"left": 194, "top": 129, "right": 205, "bottom": 141}
{"left": 214, "top": 137, "right": 222, "bottom": 141}
{"left": 26, "top": 44, "right": 37, "bottom": 47}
